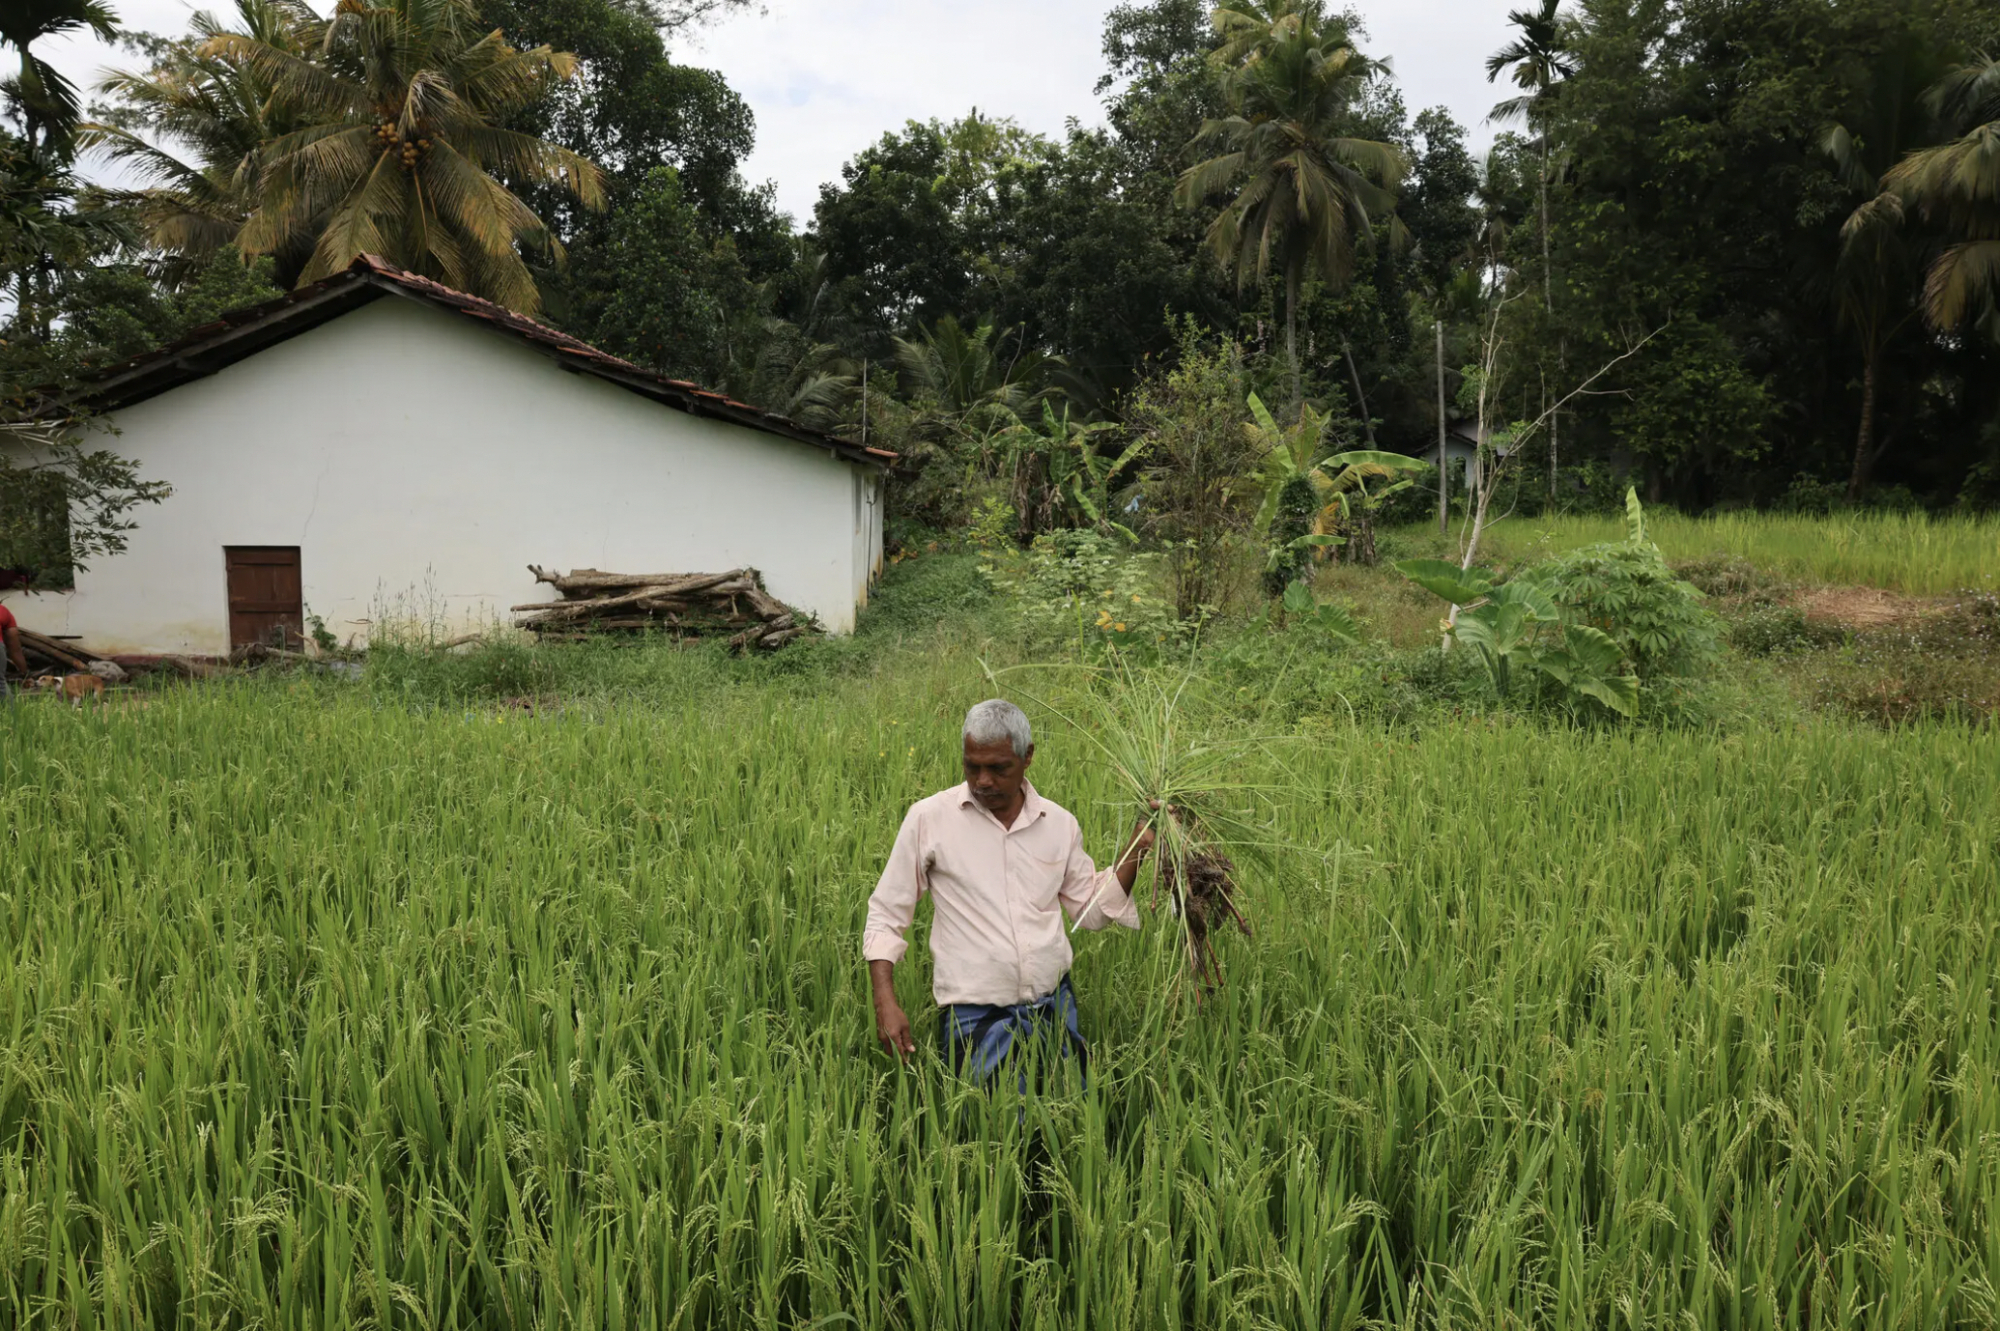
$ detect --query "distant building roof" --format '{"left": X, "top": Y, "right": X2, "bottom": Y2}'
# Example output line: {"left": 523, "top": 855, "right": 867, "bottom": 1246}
{"left": 68, "top": 254, "right": 894, "bottom": 470}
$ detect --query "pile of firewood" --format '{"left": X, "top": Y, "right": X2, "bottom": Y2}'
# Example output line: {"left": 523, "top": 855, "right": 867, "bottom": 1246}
{"left": 15, "top": 626, "right": 126, "bottom": 680}
{"left": 512, "top": 566, "right": 813, "bottom": 651}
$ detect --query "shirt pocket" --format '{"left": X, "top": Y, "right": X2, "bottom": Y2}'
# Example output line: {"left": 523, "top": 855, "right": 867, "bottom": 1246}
{"left": 1015, "top": 843, "right": 1070, "bottom": 912}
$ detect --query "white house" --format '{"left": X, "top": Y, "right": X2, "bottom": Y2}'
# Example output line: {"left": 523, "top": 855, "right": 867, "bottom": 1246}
{"left": 1417, "top": 416, "right": 1510, "bottom": 494}
{"left": 13, "top": 256, "right": 890, "bottom": 654}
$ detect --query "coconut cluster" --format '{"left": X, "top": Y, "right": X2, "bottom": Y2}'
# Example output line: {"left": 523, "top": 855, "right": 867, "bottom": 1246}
{"left": 372, "top": 120, "right": 433, "bottom": 169}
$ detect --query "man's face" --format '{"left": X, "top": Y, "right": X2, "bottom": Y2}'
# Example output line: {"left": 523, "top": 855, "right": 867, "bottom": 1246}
{"left": 963, "top": 737, "right": 1032, "bottom": 814}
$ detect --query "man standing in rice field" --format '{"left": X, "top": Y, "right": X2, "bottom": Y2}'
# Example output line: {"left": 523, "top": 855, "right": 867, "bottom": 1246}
{"left": 863, "top": 698, "right": 1155, "bottom": 1081}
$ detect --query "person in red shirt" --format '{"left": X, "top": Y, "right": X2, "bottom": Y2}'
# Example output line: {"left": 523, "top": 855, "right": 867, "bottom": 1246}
{"left": 0, "top": 603, "right": 29, "bottom": 697}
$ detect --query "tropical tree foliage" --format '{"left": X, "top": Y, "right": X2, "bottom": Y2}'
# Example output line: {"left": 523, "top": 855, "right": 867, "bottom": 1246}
{"left": 87, "top": 0, "right": 317, "bottom": 281}
{"left": 1174, "top": 0, "right": 1405, "bottom": 399}
{"left": 113, "top": 0, "right": 605, "bottom": 311}
{"left": 1887, "top": 52, "right": 2000, "bottom": 336}
{"left": 1820, "top": 34, "right": 1949, "bottom": 496}
{"left": 21, "top": 0, "right": 2000, "bottom": 585}
{"left": 1, "top": 0, "right": 121, "bottom": 151}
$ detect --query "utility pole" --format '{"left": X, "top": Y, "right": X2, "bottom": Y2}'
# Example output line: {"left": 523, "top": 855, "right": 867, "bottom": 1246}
{"left": 1435, "top": 320, "right": 1448, "bottom": 536}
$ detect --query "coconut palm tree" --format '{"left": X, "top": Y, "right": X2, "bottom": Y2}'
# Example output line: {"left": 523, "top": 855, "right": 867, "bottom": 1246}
{"left": 892, "top": 316, "right": 1044, "bottom": 436}
{"left": 1487, "top": 0, "right": 1574, "bottom": 494}
{"left": 1886, "top": 53, "right": 2000, "bottom": 338}
{"left": 87, "top": 0, "right": 318, "bottom": 283}
{"left": 1174, "top": 0, "right": 1404, "bottom": 409}
{"left": 1485, "top": 0, "right": 1573, "bottom": 316}
{"left": 202, "top": 0, "right": 604, "bottom": 312}
{"left": 1820, "top": 34, "right": 1946, "bottom": 499}
{"left": 1, "top": 0, "right": 120, "bottom": 152}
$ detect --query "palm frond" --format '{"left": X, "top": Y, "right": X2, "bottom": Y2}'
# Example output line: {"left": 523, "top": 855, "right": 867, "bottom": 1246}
{"left": 1922, "top": 239, "right": 2000, "bottom": 330}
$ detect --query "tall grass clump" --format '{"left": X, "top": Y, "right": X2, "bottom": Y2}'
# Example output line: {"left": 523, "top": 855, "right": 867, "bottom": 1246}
{"left": 1399, "top": 509, "right": 2000, "bottom": 594}
{"left": 1, "top": 666, "right": 1997, "bottom": 1327}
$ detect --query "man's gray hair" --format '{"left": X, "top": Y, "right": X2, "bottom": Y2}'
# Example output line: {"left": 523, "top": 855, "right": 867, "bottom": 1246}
{"left": 963, "top": 699, "right": 1032, "bottom": 756}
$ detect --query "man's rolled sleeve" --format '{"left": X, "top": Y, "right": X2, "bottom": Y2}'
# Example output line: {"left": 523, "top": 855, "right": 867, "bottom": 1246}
{"left": 1058, "top": 824, "right": 1142, "bottom": 932}
{"left": 862, "top": 805, "right": 927, "bottom": 964}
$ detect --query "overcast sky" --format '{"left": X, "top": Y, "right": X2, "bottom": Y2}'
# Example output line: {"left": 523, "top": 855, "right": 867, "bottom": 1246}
{"left": 39, "top": 0, "right": 1516, "bottom": 222}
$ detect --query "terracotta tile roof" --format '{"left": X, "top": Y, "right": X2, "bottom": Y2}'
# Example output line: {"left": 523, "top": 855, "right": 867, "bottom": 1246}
{"left": 72, "top": 254, "right": 895, "bottom": 468}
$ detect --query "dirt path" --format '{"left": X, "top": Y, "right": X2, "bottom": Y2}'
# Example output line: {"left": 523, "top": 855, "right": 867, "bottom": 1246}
{"left": 1796, "top": 586, "right": 1941, "bottom": 630}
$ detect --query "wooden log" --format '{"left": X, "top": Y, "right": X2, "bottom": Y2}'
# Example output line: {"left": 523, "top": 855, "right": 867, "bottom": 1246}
{"left": 757, "top": 627, "right": 807, "bottom": 650}
{"left": 512, "top": 584, "right": 685, "bottom": 620}
{"left": 36, "top": 632, "right": 104, "bottom": 664}
{"left": 527, "top": 566, "right": 746, "bottom": 595}
{"left": 523, "top": 616, "right": 682, "bottom": 632}
{"left": 159, "top": 655, "right": 228, "bottom": 679}
{"left": 18, "top": 630, "right": 88, "bottom": 671}
{"left": 234, "top": 643, "right": 313, "bottom": 664}
{"left": 726, "top": 613, "right": 794, "bottom": 652}
{"left": 514, "top": 587, "right": 761, "bottom": 626}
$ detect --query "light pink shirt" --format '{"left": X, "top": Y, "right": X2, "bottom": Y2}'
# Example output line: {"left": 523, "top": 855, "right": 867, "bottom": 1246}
{"left": 863, "top": 781, "right": 1141, "bottom": 1006}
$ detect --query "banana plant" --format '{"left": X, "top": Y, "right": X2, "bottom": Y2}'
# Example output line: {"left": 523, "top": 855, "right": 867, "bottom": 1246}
{"left": 1244, "top": 393, "right": 1426, "bottom": 576}
{"left": 1245, "top": 393, "right": 1428, "bottom": 533}
{"left": 1004, "top": 401, "right": 1146, "bottom": 540}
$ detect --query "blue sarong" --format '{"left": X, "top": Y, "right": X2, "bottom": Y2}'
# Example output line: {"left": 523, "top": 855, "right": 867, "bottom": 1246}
{"left": 941, "top": 974, "right": 1088, "bottom": 1091}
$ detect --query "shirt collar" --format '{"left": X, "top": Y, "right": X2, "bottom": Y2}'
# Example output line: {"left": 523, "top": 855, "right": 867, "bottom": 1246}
{"left": 956, "top": 780, "right": 1047, "bottom": 831}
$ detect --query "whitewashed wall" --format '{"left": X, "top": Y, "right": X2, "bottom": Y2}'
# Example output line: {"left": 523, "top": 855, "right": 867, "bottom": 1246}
{"left": 11, "top": 297, "right": 882, "bottom": 653}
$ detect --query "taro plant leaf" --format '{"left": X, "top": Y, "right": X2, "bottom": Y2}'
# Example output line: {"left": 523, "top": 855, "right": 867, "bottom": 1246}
{"left": 1282, "top": 580, "right": 1360, "bottom": 642}
{"left": 1563, "top": 621, "right": 1626, "bottom": 676}
{"left": 1451, "top": 586, "right": 1560, "bottom": 698}
{"left": 1450, "top": 609, "right": 1510, "bottom": 691}
{"left": 1535, "top": 624, "right": 1640, "bottom": 717}
{"left": 1576, "top": 673, "right": 1641, "bottom": 717}
{"left": 1310, "top": 601, "right": 1361, "bottom": 644}
{"left": 1485, "top": 575, "right": 1559, "bottom": 621}
{"left": 1396, "top": 558, "right": 1496, "bottom": 606}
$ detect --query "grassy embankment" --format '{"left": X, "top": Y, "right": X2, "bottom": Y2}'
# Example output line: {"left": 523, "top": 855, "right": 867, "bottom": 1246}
{"left": 2, "top": 608, "right": 1996, "bottom": 1325}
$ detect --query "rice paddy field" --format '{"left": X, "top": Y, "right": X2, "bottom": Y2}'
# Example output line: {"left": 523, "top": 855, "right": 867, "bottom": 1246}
{"left": 3, "top": 651, "right": 1996, "bottom": 1329}
{"left": 1397, "top": 510, "right": 2000, "bottom": 595}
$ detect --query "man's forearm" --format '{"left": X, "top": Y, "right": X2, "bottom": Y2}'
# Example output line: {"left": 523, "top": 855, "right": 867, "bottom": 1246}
{"left": 1112, "top": 831, "right": 1151, "bottom": 894}
{"left": 868, "top": 958, "right": 898, "bottom": 1008}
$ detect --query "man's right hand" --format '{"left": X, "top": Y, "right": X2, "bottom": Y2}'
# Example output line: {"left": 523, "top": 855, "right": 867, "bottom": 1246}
{"left": 869, "top": 958, "right": 914, "bottom": 1059}
{"left": 875, "top": 1001, "right": 915, "bottom": 1058}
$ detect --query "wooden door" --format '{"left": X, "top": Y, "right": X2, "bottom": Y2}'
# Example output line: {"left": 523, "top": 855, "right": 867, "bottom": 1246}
{"left": 224, "top": 546, "right": 303, "bottom": 649}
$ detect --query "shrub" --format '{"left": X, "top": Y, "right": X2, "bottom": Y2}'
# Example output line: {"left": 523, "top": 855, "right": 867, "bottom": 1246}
{"left": 1729, "top": 605, "right": 1844, "bottom": 657}
{"left": 855, "top": 552, "right": 993, "bottom": 639}
{"left": 1540, "top": 540, "right": 1720, "bottom": 679}
{"left": 1672, "top": 554, "right": 1788, "bottom": 603}
{"left": 985, "top": 530, "right": 1178, "bottom": 659}
{"left": 1777, "top": 475, "right": 1845, "bottom": 514}
{"left": 1126, "top": 322, "right": 1257, "bottom": 618}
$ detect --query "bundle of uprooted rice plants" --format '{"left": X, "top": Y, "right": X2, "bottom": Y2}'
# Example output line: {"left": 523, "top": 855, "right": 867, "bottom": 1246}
{"left": 985, "top": 658, "right": 1284, "bottom": 989}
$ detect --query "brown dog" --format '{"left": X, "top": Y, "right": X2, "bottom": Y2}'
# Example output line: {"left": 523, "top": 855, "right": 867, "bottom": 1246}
{"left": 32, "top": 673, "right": 106, "bottom": 702}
